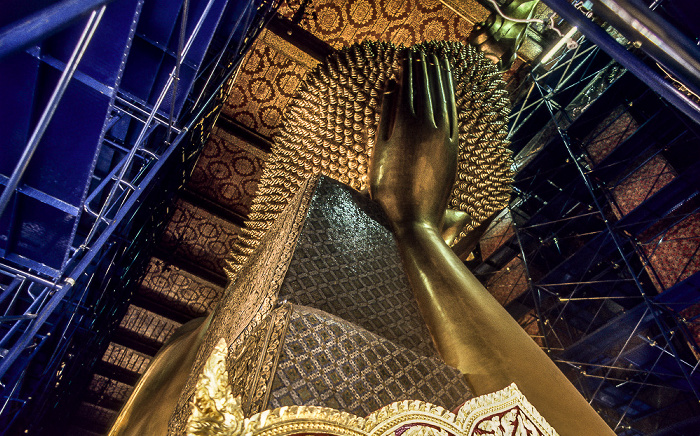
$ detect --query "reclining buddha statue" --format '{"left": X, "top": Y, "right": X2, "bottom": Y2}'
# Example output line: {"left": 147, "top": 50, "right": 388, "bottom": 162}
{"left": 108, "top": 40, "right": 614, "bottom": 436}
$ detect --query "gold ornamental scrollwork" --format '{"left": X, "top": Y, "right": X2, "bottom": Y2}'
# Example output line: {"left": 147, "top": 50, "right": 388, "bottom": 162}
{"left": 187, "top": 337, "right": 558, "bottom": 436}
{"left": 187, "top": 338, "right": 244, "bottom": 436}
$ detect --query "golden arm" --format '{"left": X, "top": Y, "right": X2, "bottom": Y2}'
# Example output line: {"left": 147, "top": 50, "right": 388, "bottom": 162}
{"left": 108, "top": 315, "right": 212, "bottom": 435}
{"left": 369, "top": 51, "right": 615, "bottom": 436}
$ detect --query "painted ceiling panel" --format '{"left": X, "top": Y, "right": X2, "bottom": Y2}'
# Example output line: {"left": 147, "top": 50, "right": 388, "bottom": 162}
{"left": 223, "top": 29, "right": 316, "bottom": 136}
{"left": 188, "top": 126, "right": 267, "bottom": 216}
{"left": 75, "top": 403, "right": 117, "bottom": 432}
{"left": 140, "top": 257, "right": 223, "bottom": 317}
{"left": 278, "top": 0, "right": 486, "bottom": 48}
{"left": 101, "top": 343, "right": 153, "bottom": 375}
{"left": 88, "top": 374, "right": 135, "bottom": 404}
{"left": 160, "top": 198, "right": 242, "bottom": 273}
{"left": 119, "top": 304, "right": 183, "bottom": 345}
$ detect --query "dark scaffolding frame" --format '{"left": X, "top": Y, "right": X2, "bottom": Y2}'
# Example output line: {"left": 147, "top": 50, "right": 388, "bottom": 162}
{"left": 0, "top": 0, "right": 279, "bottom": 432}
{"left": 472, "top": 3, "right": 700, "bottom": 433}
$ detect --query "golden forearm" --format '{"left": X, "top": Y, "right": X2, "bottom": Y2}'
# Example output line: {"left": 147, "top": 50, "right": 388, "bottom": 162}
{"left": 109, "top": 315, "right": 212, "bottom": 436}
{"left": 394, "top": 222, "right": 614, "bottom": 436}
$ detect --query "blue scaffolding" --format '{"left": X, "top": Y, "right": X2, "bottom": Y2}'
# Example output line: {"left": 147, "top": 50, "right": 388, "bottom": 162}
{"left": 0, "top": 0, "right": 277, "bottom": 430}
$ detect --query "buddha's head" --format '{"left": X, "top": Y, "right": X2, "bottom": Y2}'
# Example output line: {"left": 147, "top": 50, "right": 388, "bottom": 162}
{"left": 225, "top": 40, "right": 512, "bottom": 279}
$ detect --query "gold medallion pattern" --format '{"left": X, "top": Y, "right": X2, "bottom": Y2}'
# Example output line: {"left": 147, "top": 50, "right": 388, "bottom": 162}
{"left": 279, "top": 0, "right": 489, "bottom": 49}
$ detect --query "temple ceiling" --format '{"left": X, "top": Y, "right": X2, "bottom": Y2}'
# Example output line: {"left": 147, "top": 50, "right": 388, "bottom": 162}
{"left": 79, "top": 1, "right": 549, "bottom": 430}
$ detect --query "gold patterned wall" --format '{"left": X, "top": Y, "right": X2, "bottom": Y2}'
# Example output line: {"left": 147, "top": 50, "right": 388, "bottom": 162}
{"left": 223, "top": 29, "right": 317, "bottom": 137}
{"left": 278, "top": 0, "right": 489, "bottom": 48}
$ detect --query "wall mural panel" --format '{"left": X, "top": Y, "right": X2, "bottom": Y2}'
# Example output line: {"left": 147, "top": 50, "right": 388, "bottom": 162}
{"left": 140, "top": 257, "right": 223, "bottom": 317}
{"left": 101, "top": 342, "right": 152, "bottom": 374}
{"left": 161, "top": 199, "right": 242, "bottom": 274}
{"left": 119, "top": 305, "right": 183, "bottom": 346}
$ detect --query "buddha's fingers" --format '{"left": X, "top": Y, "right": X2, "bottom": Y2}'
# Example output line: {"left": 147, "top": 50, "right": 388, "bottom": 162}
{"left": 441, "top": 56, "right": 458, "bottom": 141}
{"left": 429, "top": 54, "right": 447, "bottom": 130}
{"left": 414, "top": 51, "right": 433, "bottom": 125}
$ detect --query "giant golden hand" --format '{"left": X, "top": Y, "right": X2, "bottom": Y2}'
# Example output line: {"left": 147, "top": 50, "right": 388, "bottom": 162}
{"left": 368, "top": 50, "right": 615, "bottom": 436}
{"left": 370, "top": 51, "right": 469, "bottom": 241}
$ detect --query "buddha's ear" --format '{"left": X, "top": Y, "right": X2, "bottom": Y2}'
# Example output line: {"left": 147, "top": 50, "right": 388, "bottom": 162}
{"left": 441, "top": 209, "right": 471, "bottom": 246}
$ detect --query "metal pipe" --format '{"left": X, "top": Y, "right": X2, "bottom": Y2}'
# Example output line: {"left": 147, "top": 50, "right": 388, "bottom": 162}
{"left": 0, "top": 369, "right": 24, "bottom": 418}
{"left": 27, "top": 282, "right": 41, "bottom": 301}
{"left": 511, "top": 206, "right": 552, "bottom": 351}
{"left": 509, "top": 44, "right": 599, "bottom": 134}
{"left": 558, "top": 295, "right": 643, "bottom": 301}
{"left": 0, "top": 0, "right": 114, "bottom": 60}
{"left": 114, "top": 96, "right": 183, "bottom": 133}
{"left": 555, "top": 358, "right": 682, "bottom": 378}
{"left": 522, "top": 211, "right": 599, "bottom": 229}
{"left": 193, "top": 0, "right": 276, "bottom": 122}
{"left": 640, "top": 335, "right": 697, "bottom": 370}
{"left": 543, "top": 279, "right": 636, "bottom": 286}
{"left": 167, "top": 0, "right": 190, "bottom": 141}
{"left": 0, "top": 263, "right": 58, "bottom": 289}
{"left": 0, "top": 286, "right": 50, "bottom": 349}
{"left": 588, "top": 307, "right": 650, "bottom": 402}
{"left": 103, "top": 138, "right": 151, "bottom": 159}
{"left": 2, "top": 279, "right": 22, "bottom": 317}
{"left": 0, "top": 278, "right": 23, "bottom": 307}
{"left": 540, "top": 0, "right": 700, "bottom": 125}
{"left": 0, "top": 315, "right": 38, "bottom": 323}
{"left": 614, "top": 340, "right": 667, "bottom": 429}
{"left": 82, "top": 124, "right": 157, "bottom": 220}
{"left": 191, "top": 0, "right": 255, "bottom": 109}
{"left": 0, "top": 7, "right": 106, "bottom": 219}
{"left": 590, "top": 0, "right": 700, "bottom": 98}
{"left": 579, "top": 372, "right": 673, "bottom": 389}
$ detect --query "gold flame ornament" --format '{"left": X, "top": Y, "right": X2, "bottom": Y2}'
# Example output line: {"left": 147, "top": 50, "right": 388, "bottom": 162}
{"left": 186, "top": 336, "right": 558, "bottom": 436}
{"left": 187, "top": 338, "right": 244, "bottom": 436}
